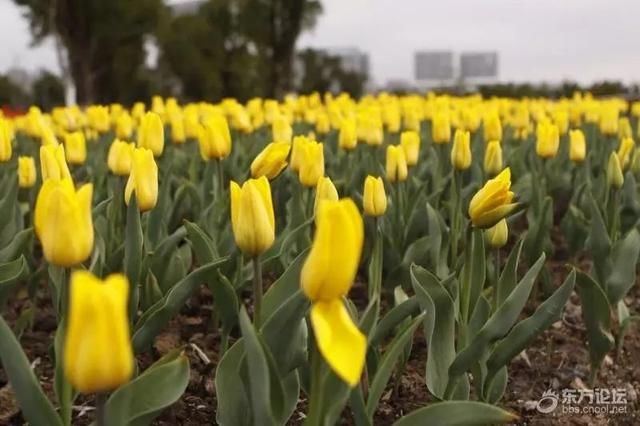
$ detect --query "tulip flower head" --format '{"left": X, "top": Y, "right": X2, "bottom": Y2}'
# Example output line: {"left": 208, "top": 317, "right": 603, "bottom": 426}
{"left": 230, "top": 176, "right": 275, "bottom": 256}
{"left": 0, "top": 118, "right": 12, "bottom": 162}
{"left": 314, "top": 176, "right": 339, "bottom": 215}
{"left": 199, "top": 115, "right": 232, "bottom": 160}
{"left": 64, "top": 271, "right": 133, "bottom": 394}
{"left": 250, "top": 141, "right": 291, "bottom": 180}
{"left": 64, "top": 131, "right": 87, "bottom": 165}
{"left": 298, "top": 140, "right": 325, "bottom": 187}
{"left": 617, "top": 137, "right": 635, "bottom": 170}
{"left": 363, "top": 175, "right": 387, "bottom": 217}
{"left": 107, "top": 140, "right": 135, "bottom": 176}
{"left": 35, "top": 179, "right": 94, "bottom": 266}
{"left": 432, "top": 111, "right": 451, "bottom": 144}
{"left": 18, "top": 156, "right": 37, "bottom": 188}
{"left": 386, "top": 145, "right": 408, "bottom": 183}
{"left": 272, "top": 114, "right": 293, "bottom": 143}
{"left": 301, "top": 199, "right": 366, "bottom": 387}
{"left": 485, "top": 218, "right": 508, "bottom": 249}
{"left": 451, "top": 129, "right": 472, "bottom": 171}
{"left": 484, "top": 140, "right": 503, "bottom": 176}
{"left": 137, "top": 112, "right": 165, "bottom": 157}
{"left": 124, "top": 148, "right": 158, "bottom": 211}
{"left": 116, "top": 112, "right": 133, "bottom": 140}
{"left": 483, "top": 111, "right": 502, "bottom": 142}
{"left": 468, "top": 168, "right": 518, "bottom": 228}
{"left": 536, "top": 120, "right": 560, "bottom": 159}
{"left": 400, "top": 130, "right": 420, "bottom": 166}
{"left": 569, "top": 129, "right": 586, "bottom": 163}
{"left": 40, "top": 144, "right": 71, "bottom": 181}
{"left": 338, "top": 118, "right": 357, "bottom": 150}
{"left": 607, "top": 152, "right": 624, "bottom": 189}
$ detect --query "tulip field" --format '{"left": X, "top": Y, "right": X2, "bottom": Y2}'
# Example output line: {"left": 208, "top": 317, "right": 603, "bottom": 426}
{"left": 0, "top": 92, "right": 639, "bottom": 425}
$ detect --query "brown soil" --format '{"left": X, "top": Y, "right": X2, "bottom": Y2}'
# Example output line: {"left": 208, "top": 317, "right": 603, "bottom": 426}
{"left": 1, "top": 256, "right": 639, "bottom": 426}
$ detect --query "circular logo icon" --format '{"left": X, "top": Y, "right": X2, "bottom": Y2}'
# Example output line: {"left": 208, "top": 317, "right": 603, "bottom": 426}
{"left": 536, "top": 391, "right": 559, "bottom": 414}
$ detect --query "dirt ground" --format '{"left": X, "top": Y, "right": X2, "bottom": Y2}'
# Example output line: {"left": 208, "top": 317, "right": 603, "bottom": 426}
{"left": 1, "top": 249, "right": 639, "bottom": 426}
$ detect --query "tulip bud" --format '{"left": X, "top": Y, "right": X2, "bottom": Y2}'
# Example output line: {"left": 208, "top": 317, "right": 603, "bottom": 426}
{"left": 272, "top": 115, "right": 292, "bottom": 143}
{"left": 251, "top": 141, "right": 291, "bottom": 180}
{"left": 607, "top": 152, "right": 624, "bottom": 189}
{"left": 40, "top": 144, "right": 71, "bottom": 181}
{"left": 363, "top": 176, "right": 387, "bottom": 217}
{"left": 483, "top": 112, "right": 502, "bottom": 143}
{"left": 400, "top": 131, "right": 420, "bottom": 166}
{"left": 314, "top": 176, "right": 339, "bottom": 215}
{"left": 617, "top": 137, "right": 635, "bottom": 170}
{"left": 198, "top": 116, "right": 232, "bottom": 160}
{"left": 18, "top": 156, "right": 36, "bottom": 188}
{"left": 404, "top": 108, "right": 421, "bottom": 132}
{"left": 125, "top": 148, "right": 158, "bottom": 211}
{"left": 485, "top": 218, "right": 508, "bottom": 249}
{"left": 107, "top": 140, "right": 135, "bottom": 176}
{"left": 64, "top": 131, "right": 87, "bottom": 165}
{"left": 230, "top": 177, "right": 275, "bottom": 256}
{"left": 339, "top": 118, "right": 357, "bottom": 150}
{"left": 536, "top": 120, "right": 560, "bottom": 159}
{"left": 469, "top": 168, "right": 518, "bottom": 228}
{"left": 41, "top": 125, "right": 58, "bottom": 146}
{"left": 316, "top": 113, "right": 331, "bottom": 135}
{"left": 0, "top": 118, "right": 12, "bottom": 162}
{"left": 298, "top": 141, "right": 324, "bottom": 187}
{"left": 116, "top": 112, "right": 133, "bottom": 140}
{"left": 569, "top": 129, "right": 586, "bottom": 162}
{"left": 301, "top": 199, "right": 365, "bottom": 386}
{"left": 137, "top": 112, "right": 165, "bottom": 157}
{"left": 451, "top": 129, "right": 472, "bottom": 171}
{"left": 170, "top": 114, "right": 186, "bottom": 144}
{"left": 484, "top": 140, "right": 503, "bottom": 176}
{"left": 619, "top": 117, "right": 632, "bottom": 139}
{"left": 599, "top": 108, "right": 618, "bottom": 136}
{"left": 34, "top": 179, "right": 94, "bottom": 266}
{"left": 432, "top": 111, "right": 451, "bottom": 144}
{"left": 386, "top": 145, "right": 408, "bottom": 183}
{"left": 64, "top": 271, "right": 133, "bottom": 394}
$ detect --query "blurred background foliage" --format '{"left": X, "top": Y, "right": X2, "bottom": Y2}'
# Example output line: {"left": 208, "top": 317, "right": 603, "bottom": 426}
{"left": 4, "top": 0, "right": 639, "bottom": 109}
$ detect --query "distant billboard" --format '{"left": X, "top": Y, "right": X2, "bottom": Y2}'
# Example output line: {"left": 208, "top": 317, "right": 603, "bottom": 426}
{"left": 414, "top": 51, "right": 454, "bottom": 80}
{"left": 460, "top": 52, "right": 498, "bottom": 78}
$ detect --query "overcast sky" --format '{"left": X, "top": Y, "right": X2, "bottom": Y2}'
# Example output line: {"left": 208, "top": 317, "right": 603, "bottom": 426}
{"left": 3, "top": 0, "right": 640, "bottom": 86}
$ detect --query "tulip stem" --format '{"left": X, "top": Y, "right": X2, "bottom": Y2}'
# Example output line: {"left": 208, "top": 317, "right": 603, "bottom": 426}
{"left": 216, "top": 159, "right": 224, "bottom": 193}
{"left": 252, "top": 257, "right": 263, "bottom": 327}
{"left": 305, "top": 345, "right": 324, "bottom": 426}
{"left": 95, "top": 393, "right": 106, "bottom": 426}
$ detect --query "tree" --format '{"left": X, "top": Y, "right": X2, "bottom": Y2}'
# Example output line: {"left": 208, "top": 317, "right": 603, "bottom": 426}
{"left": 296, "top": 48, "right": 368, "bottom": 97}
{"left": 13, "top": 0, "right": 166, "bottom": 104}
{"left": 0, "top": 76, "right": 30, "bottom": 108}
{"left": 32, "top": 70, "right": 65, "bottom": 110}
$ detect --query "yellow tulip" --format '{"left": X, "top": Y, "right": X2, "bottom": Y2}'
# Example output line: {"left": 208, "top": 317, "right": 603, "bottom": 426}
{"left": 400, "top": 131, "right": 420, "bottom": 166}
{"left": 339, "top": 118, "right": 357, "bottom": 150}
{"left": 483, "top": 112, "right": 502, "bottom": 142}
{"left": 484, "top": 140, "right": 503, "bottom": 176}
{"left": 316, "top": 113, "right": 331, "bottom": 135}
{"left": 107, "top": 140, "right": 135, "bottom": 176}
{"left": 34, "top": 179, "right": 93, "bottom": 266}
{"left": 41, "top": 125, "right": 58, "bottom": 146}
{"left": 40, "top": 144, "right": 71, "bottom": 181}
{"left": 301, "top": 199, "right": 365, "bottom": 386}
{"left": 468, "top": 168, "right": 518, "bottom": 228}
{"left": 64, "top": 271, "right": 133, "bottom": 394}
{"left": 432, "top": 111, "right": 451, "bottom": 144}
{"left": 363, "top": 175, "right": 387, "bottom": 217}
{"left": 386, "top": 145, "right": 408, "bottom": 183}
{"left": 64, "top": 132, "right": 87, "bottom": 165}
{"left": 199, "top": 116, "right": 232, "bottom": 160}
{"left": 171, "top": 115, "right": 186, "bottom": 144}
{"left": 404, "top": 108, "right": 421, "bottom": 132}
{"left": 290, "top": 136, "right": 308, "bottom": 172}
{"left": 619, "top": 117, "right": 632, "bottom": 139}
{"left": 607, "top": 152, "right": 624, "bottom": 189}
{"left": 536, "top": 120, "right": 559, "bottom": 159}
{"left": 485, "top": 218, "right": 508, "bottom": 249}
{"left": 569, "top": 129, "right": 586, "bottom": 162}
{"left": 184, "top": 108, "right": 201, "bottom": 139}
{"left": 124, "top": 148, "right": 158, "bottom": 211}
{"left": 553, "top": 110, "right": 569, "bottom": 135}
{"left": 116, "top": 112, "right": 133, "bottom": 140}
{"left": 272, "top": 115, "right": 292, "bottom": 143}
{"left": 251, "top": 141, "right": 291, "bottom": 180}
{"left": 18, "top": 156, "right": 36, "bottom": 188}
{"left": 451, "top": 129, "right": 472, "bottom": 171}
{"left": 617, "top": 137, "right": 635, "bottom": 170}
{"left": 230, "top": 177, "right": 275, "bottom": 256}
{"left": 298, "top": 141, "right": 324, "bottom": 187}
{"left": 137, "top": 112, "right": 165, "bottom": 157}
{"left": 314, "top": 176, "right": 339, "bottom": 215}
{"left": 599, "top": 108, "right": 618, "bottom": 136}
{"left": 0, "top": 118, "right": 12, "bottom": 162}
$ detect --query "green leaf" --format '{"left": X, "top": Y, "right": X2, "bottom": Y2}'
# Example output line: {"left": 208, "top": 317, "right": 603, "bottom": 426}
{"left": 606, "top": 228, "right": 640, "bottom": 304}
{"left": 367, "top": 227, "right": 383, "bottom": 300}
{"left": 0, "top": 256, "right": 28, "bottom": 305}
{"left": 393, "top": 401, "right": 517, "bottom": 426}
{"left": 366, "top": 314, "right": 424, "bottom": 418}
{"left": 184, "top": 220, "right": 219, "bottom": 263}
{"left": 146, "top": 178, "right": 172, "bottom": 249}
{"left": 486, "top": 270, "right": 575, "bottom": 389}
{"left": 0, "top": 182, "right": 18, "bottom": 237}
{"left": 238, "top": 308, "right": 276, "bottom": 426}
{"left": 587, "top": 194, "right": 612, "bottom": 284}
{"left": 124, "top": 194, "right": 143, "bottom": 318}
{"left": 261, "top": 248, "right": 309, "bottom": 322}
{"left": 449, "top": 254, "right": 545, "bottom": 385}
{"left": 207, "top": 271, "right": 239, "bottom": 333}
{"left": 215, "top": 341, "right": 251, "bottom": 426}
{"left": 370, "top": 297, "right": 420, "bottom": 347}
{"left": 460, "top": 229, "right": 486, "bottom": 323}
{"left": 523, "top": 196, "right": 552, "bottom": 263}
{"left": 411, "top": 265, "right": 455, "bottom": 399}
{"left": 132, "top": 257, "right": 228, "bottom": 353}
{"left": 0, "top": 315, "right": 62, "bottom": 426}
{"left": 0, "top": 228, "right": 33, "bottom": 263}
{"left": 496, "top": 239, "right": 524, "bottom": 308}
{"left": 575, "top": 270, "right": 615, "bottom": 380}
{"left": 359, "top": 297, "right": 380, "bottom": 337}
{"left": 105, "top": 353, "right": 190, "bottom": 426}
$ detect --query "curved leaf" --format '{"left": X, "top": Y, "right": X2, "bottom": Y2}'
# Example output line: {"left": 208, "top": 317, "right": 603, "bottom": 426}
{"left": 393, "top": 401, "right": 516, "bottom": 426}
